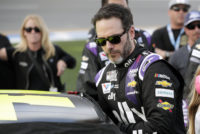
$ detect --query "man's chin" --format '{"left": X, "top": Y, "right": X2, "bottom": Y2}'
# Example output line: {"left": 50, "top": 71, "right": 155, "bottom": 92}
{"left": 110, "top": 57, "right": 123, "bottom": 64}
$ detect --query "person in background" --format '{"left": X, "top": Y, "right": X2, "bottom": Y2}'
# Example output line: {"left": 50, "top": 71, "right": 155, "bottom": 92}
{"left": 169, "top": 10, "right": 200, "bottom": 79}
{"left": 76, "top": 0, "right": 151, "bottom": 101}
{"left": 0, "top": 33, "right": 15, "bottom": 89}
{"left": 168, "top": 11, "right": 200, "bottom": 128}
{"left": 184, "top": 37, "right": 200, "bottom": 98}
{"left": 188, "top": 65, "right": 200, "bottom": 134}
{"left": 0, "top": 14, "right": 76, "bottom": 92}
{"left": 94, "top": 4, "right": 185, "bottom": 134}
{"left": 183, "top": 11, "right": 200, "bottom": 100}
{"left": 151, "top": 0, "right": 190, "bottom": 60}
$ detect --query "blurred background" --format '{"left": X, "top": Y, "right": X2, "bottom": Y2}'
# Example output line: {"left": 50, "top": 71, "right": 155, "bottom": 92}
{"left": 0, "top": 0, "right": 199, "bottom": 91}
{"left": 1, "top": 0, "right": 200, "bottom": 34}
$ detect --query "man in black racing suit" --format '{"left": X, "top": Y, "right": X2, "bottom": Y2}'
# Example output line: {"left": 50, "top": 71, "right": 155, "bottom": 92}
{"left": 93, "top": 4, "right": 185, "bottom": 134}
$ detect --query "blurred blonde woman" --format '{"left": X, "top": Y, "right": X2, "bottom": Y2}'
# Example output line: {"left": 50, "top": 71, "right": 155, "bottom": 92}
{"left": 188, "top": 65, "right": 200, "bottom": 134}
{"left": 0, "top": 14, "right": 76, "bottom": 91}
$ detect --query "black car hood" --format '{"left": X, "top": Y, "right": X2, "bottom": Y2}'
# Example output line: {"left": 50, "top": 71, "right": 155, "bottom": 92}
{"left": 0, "top": 90, "right": 122, "bottom": 134}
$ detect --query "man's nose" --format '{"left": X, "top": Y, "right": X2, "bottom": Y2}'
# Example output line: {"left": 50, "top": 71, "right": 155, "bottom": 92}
{"left": 106, "top": 41, "right": 114, "bottom": 49}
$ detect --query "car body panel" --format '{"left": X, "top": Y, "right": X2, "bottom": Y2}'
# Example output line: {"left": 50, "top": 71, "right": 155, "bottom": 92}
{"left": 0, "top": 90, "right": 105, "bottom": 123}
{"left": 0, "top": 90, "right": 122, "bottom": 134}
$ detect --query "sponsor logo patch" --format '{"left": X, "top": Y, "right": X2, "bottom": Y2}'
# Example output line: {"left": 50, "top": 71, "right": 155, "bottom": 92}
{"left": 102, "top": 83, "right": 112, "bottom": 94}
{"left": 99, "top": 51, "right": 108, "bottom": 61}
{"left": 82, "top": 55, "right": 89, "bottom": 61}
{"left": 79, "top": 69, "right": 85, "bottom": 74}
{"left": 124, "top": 58, "right": 135, "bottom": 67}
{"left": 157, "top": 99, "right": 174, "bottom": 112}
{"left": 155, "top": 88, "right": 174, "bottom": 98}
{"left": 108, "top": 92, "right": 116, "bottom": 100}
{"left": 127, "top": 90, "right": 139, "bottom": 95}
{"left": 89, "top": 42, "right": 97, "bottom": 48}
{"left": 113, "top": 84, "right": 119, "bottom": 89}
{"left": 154, "top": 73, "right": 170, "bottom": 80}
{"left": 128, "top": 69, "right": 138, "bottom": 78}
{"left": 156, "top": 80, "right": 172, "bottom": 87}
{"left": 80, "top": 62, "right": 88, "bottom": 70}
{"left": 106, "top": 70, "right": 117, "bottom": 81}
{"left": 127, "top": 81, "right": 137, "bottom": 87}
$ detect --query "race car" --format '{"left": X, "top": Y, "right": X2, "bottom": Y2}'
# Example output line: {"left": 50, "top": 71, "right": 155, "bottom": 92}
{"left": 0, "top": 90, "right": 122, "bottom": 134}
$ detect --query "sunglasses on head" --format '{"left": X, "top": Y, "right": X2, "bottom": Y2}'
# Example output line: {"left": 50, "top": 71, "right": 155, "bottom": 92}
{"left": 95, "top": 30, "right": 126, "bottom": 46}
{"left": 24, "top": 27, "right": 41, "bottom": 33}
{"left": 171, "top": 6, "right": 189, "bottom": 13}
{"left": 186, "top": 23, "right": 200, "bottom": 30}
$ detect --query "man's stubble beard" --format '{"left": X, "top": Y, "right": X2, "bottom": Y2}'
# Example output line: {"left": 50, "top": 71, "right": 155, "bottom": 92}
{"left": 110, "top": 34, "right": 133, "bottom": 64}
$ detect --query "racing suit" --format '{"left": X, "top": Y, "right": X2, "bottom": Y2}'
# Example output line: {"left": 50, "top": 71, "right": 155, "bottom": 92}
{"left": 76, "top": 28, "right": 152, "bottom": 101}
{"left": 95, "top": 45, "right": 185, "bottom": 134}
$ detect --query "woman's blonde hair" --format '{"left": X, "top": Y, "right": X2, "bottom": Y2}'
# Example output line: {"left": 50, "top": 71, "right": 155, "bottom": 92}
{"left": 188, "top": 65, "right": 200, "bottom": 134}
{"left": 15, "top": 14, "right": 55, "bottom": 59}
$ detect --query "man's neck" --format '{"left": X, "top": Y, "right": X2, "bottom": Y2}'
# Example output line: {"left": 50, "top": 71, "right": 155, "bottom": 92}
{"left": 188, "top": 39, "right": 196, "bottom": 48}
{"left": 170, "top": 23, "right": 184, "bottom": 29}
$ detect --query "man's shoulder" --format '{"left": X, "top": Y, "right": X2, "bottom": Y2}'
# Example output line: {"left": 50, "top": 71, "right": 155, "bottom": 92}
{"left": 152, "top": 26, "right": 167, "bottom": 36}
{"left": 135, "top": 28, "right": 151, "bottom": 38}
{"left": 145, "top": 59, "right": 184, "bottom": 84}
{"left": 146, "top": 59, "right": 181, "bottom": 75}
{"left": 0, "top": 33, "right": 8, "bottom": 39}
{"left": 135, "top": 28, "right": 149, "bottom": 34}
{"left": 85, "top": 42, "right": 98, "bottom": 49}
{"left": 169, "top": 46, "right": 188, "bottom": 64}
{"left": 154, "top": 26, "right": 167, "bottom": 33}
{"left": 138, "top": 52, "right": 163, "bottom": 81}
{"left": 0, "top": 33, "right": 11, "bottom": 48}
{"left": 84, "top": 42, "right": 98, "bottom": 56}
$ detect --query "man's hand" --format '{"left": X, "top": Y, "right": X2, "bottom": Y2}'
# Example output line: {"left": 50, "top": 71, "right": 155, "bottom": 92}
{"left": 0, "top": 48, "right": 8, "bottom": 60}
{"left": 155, "top": 48, "right": 173, "bottom": 59}
{"left": 155, "top": 48, "right": 166, "bottom": 58}
{"left": 57, "top": 60, "right": 67, "bottom": 76}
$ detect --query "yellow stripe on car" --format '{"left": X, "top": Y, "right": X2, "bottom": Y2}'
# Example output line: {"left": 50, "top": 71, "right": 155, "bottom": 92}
{"left": 0, "top": 94, "right": 75, "bottom": 121}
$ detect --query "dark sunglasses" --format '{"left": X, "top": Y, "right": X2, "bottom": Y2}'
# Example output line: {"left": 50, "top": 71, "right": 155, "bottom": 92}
{"left": 186, "top": 23, "right": 200, "bottom": 30}
{"left": 171, "top": 6, "right": 189, "bottom": 13}
{"left": 95, "top": 30, "right": 126, "bottom": 46}
{"left": 24, "top": 27, "right": 41, "bottom": 33}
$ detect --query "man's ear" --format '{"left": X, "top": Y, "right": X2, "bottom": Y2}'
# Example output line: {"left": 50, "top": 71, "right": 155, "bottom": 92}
{"left": 129, "top": 25, "right": 135, "bottom": 40}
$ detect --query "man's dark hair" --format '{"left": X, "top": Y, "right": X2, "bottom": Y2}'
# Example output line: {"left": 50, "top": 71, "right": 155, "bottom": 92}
{"left": 92, "top": 4, "right": 133, "bottom": 32}
{"left": 101, "top": 0, "right": 129, "bottom": 7}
